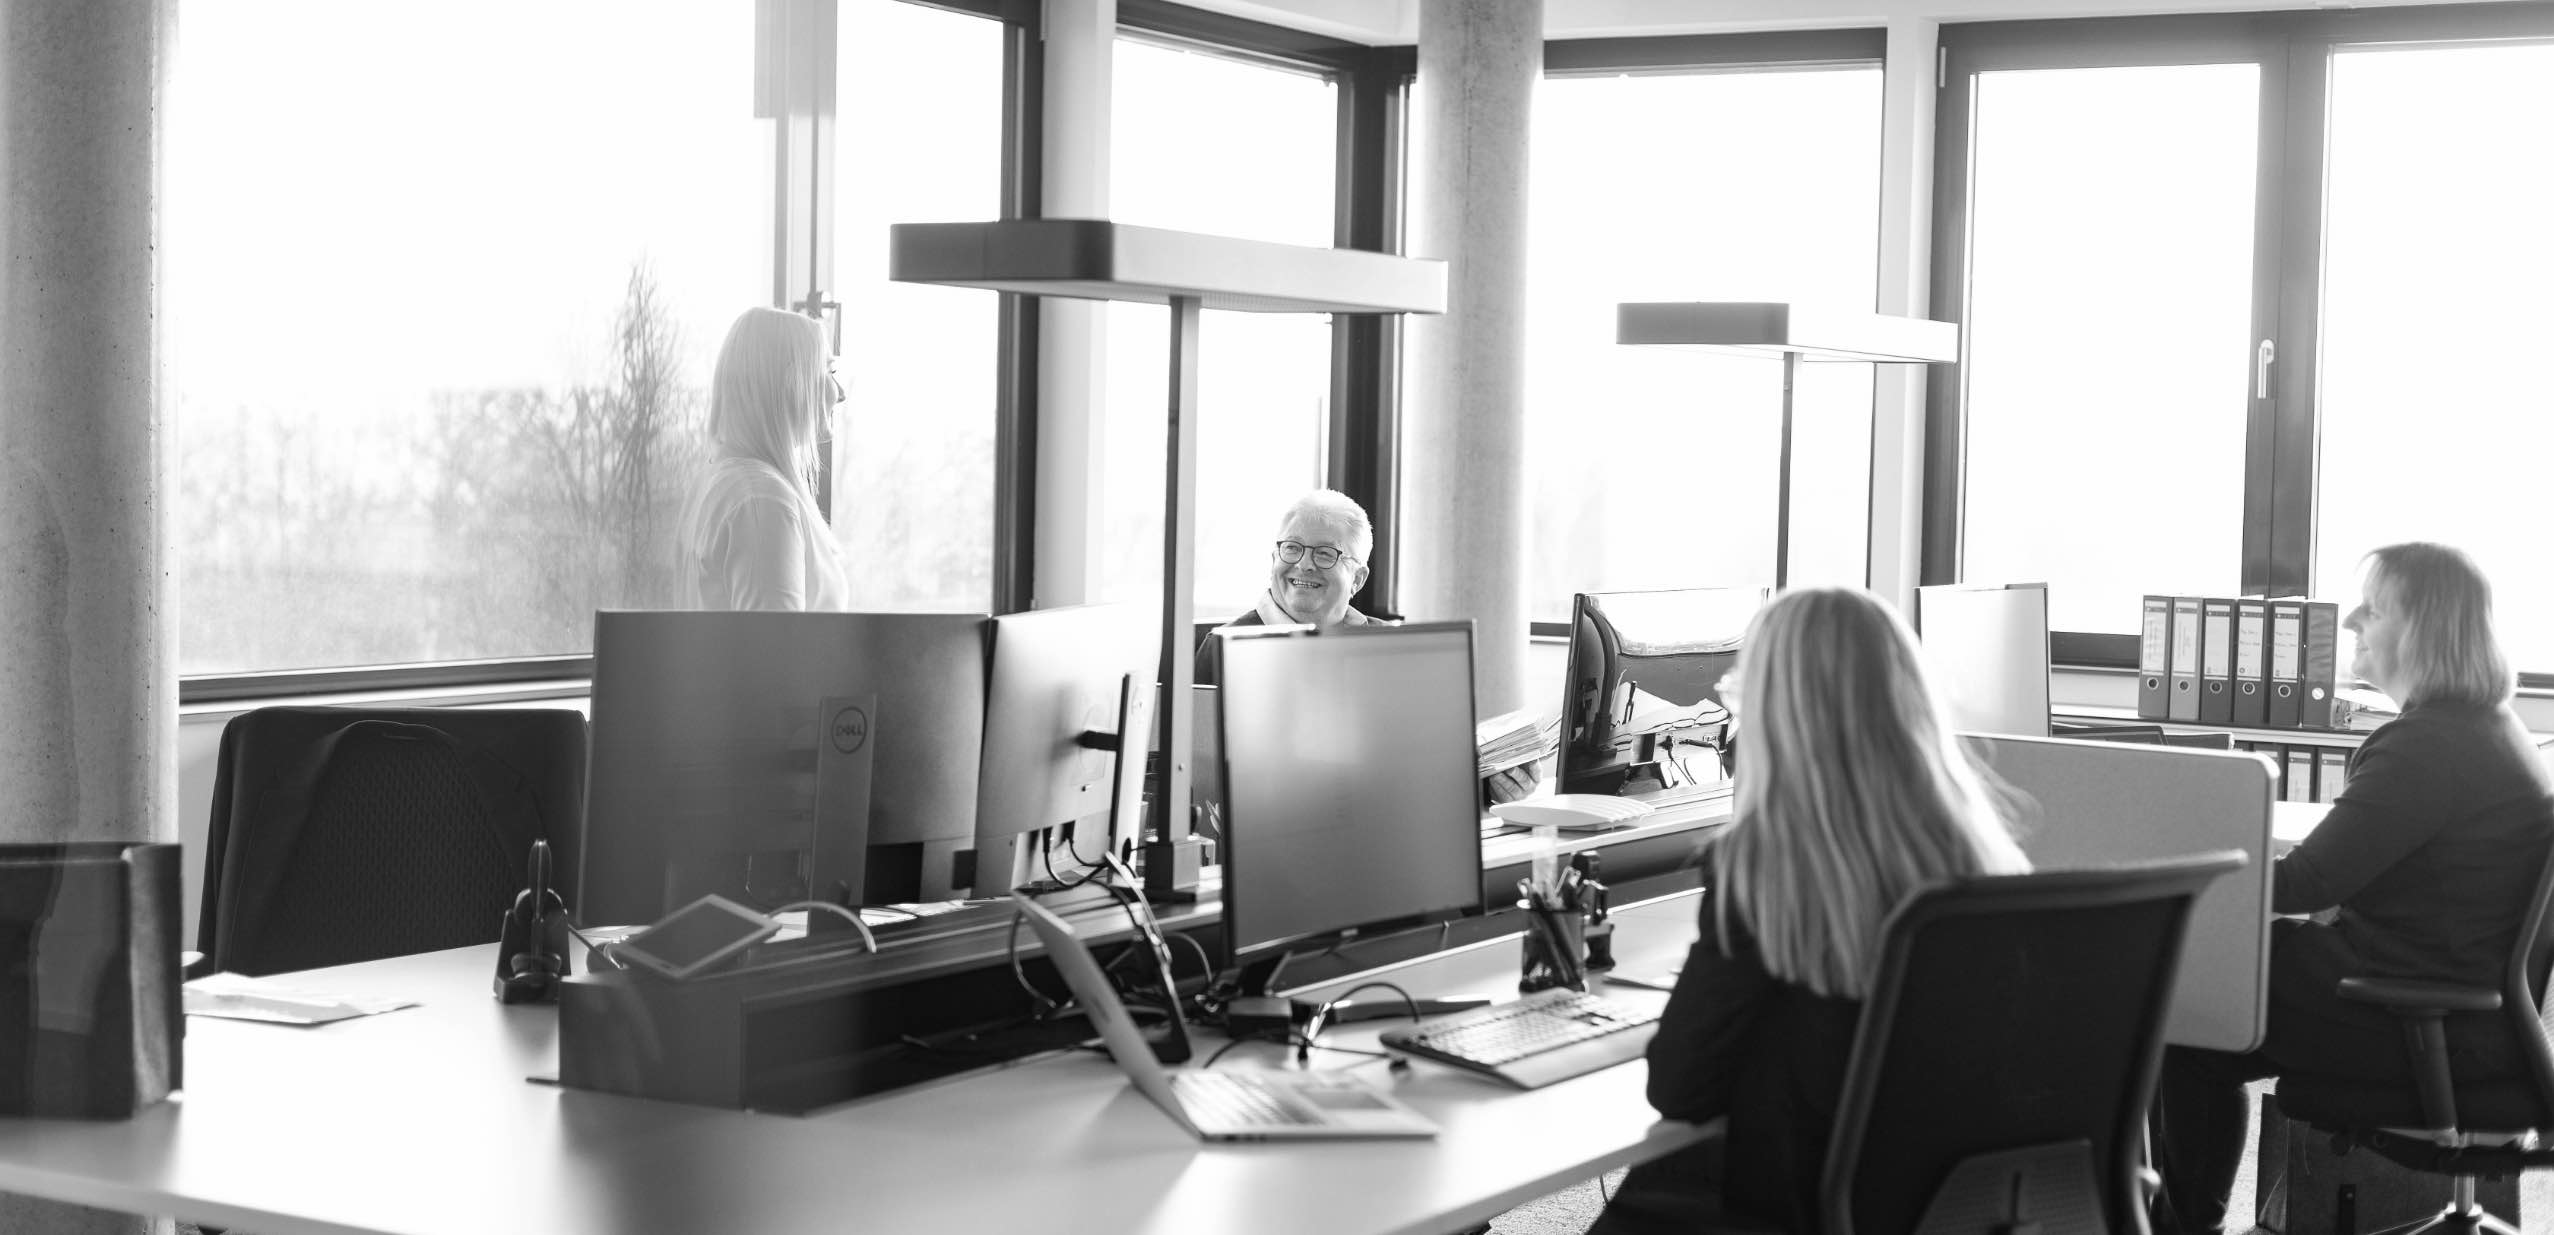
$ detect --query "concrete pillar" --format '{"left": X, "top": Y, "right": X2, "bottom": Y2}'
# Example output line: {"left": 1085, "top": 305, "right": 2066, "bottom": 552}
{"left": 1, "top": 0, "right": 174, "bottom": 1223}
{"left": 1402, "top": 0, "right": 1538, "bottom": 715}
{"left": 1030, "top": 0, "right": 1114, "bottom": 609}
{"left": 1866, "top": 18, "right": 1941, "bottom": 612}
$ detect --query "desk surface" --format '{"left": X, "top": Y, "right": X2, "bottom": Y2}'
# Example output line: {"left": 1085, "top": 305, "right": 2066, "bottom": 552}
{"left": 0, "top": 895, "right": 1708, "bottom": 1235}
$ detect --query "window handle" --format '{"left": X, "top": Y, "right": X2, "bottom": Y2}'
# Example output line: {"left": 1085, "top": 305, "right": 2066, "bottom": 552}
{"left": 796, "top": 291, "right": 844, "bottom": 355}
{"left": 2256, "top": 338, "right": 2275, "bottom": 400}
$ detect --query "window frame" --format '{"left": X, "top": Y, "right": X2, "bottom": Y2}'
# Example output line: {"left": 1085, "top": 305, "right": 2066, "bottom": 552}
{"left": 1105, "top": 1, "right": 1412, "bottom": 619}
{"left": 1524, "top": 28, "right": 1889, "bottom": 639}
{"left": 174, "top": 0, "right": 1039, "bottom": 703}
{"left": 1925, "top": 3, "right": 2554, "bottom": 681}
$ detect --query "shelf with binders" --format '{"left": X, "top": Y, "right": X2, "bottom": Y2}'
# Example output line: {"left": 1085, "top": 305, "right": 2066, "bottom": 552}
{"left": 2059, "top": 706, "right": 2554, "bottom": 807}
{"left": 2137, "top": 593, "right": 2348, "bottom": 733}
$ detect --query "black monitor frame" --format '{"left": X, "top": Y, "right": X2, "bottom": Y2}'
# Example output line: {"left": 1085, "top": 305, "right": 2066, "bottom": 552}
{"left": 1557, "top": 587, "right": 1764, "bottom": 796}
{"left": 1213, "top": 621, "right": 1486, "bottom": 997}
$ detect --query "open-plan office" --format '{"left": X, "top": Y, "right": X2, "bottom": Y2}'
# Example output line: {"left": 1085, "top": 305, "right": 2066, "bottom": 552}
{"left": 9, "top": 0, "right": 2554, "bottom": 1232}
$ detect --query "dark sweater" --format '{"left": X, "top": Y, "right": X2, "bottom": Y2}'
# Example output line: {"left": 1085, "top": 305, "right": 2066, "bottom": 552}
{"left": 1628, "top": 881, "right": 1862, "bottom": 1232}
{"left": 2274, "top": 701, "right": 2553, "bottom": 985}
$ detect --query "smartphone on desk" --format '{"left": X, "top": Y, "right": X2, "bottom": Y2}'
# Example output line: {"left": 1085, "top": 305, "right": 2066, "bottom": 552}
{"left": 616, "top": 894, "right": 779, "bottom": 980}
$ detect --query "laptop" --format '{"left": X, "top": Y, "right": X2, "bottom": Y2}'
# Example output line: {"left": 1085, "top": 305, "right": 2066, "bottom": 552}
{"left": 1012, "top": 895, "right": 1438, "bottom": 1141}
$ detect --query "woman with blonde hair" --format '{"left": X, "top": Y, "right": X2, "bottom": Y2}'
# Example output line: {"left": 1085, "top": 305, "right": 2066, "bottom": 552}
{"left": 2151, "top": 543, "right": 2554, "bottom": 1234}
{"left": 1590, "top": 586, "right": 2030, "bottom": 1233}
{"left": 680, "top": 306, "right": 852, "bottom": 611}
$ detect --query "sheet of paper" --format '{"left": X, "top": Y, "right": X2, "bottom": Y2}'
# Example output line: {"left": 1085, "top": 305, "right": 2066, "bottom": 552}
{"left": 183, "top": 973, "right": 420, "bottom": 1025}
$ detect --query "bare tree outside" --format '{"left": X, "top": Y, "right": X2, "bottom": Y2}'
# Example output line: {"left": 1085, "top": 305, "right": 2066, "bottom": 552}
{"left": 179, "top": 264, "right": 705, "bottom": 672}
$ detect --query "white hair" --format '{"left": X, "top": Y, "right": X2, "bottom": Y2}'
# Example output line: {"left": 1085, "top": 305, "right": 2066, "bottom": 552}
{"left": 1278, "top": 488, "right": 1374, "bottom": 563}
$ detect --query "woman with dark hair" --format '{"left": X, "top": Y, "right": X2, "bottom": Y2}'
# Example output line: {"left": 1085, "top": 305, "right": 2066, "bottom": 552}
{"left": 2150, "top": 542, "right": 2554, "bottom": 1234}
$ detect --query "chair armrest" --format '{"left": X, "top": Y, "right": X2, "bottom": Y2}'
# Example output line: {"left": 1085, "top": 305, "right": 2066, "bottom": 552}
{"left": 2334, "top": 977, "right": 2501, "bottom": 1014}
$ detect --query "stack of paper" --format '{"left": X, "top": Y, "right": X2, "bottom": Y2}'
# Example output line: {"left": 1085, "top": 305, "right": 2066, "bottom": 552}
{"left": 1476, "top": 707, "right": 1560, "bottom": 777}
{"left": 184, "top": 973, "right": 419, "bottom": 1025}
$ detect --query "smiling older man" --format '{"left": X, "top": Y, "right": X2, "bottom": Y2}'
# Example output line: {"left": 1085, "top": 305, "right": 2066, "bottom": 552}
{"left": 1194, "top": 489, "right": 1391, "bottom": 685}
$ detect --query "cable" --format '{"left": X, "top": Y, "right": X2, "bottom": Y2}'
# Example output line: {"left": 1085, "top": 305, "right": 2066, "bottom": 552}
{"left": 1005, "top": 906, "right": 1070, "bottom": 1017}
{"left": 1286, "top": 1035, "right": 1399, "bottom": 1062}
{"left": 1202, "top": 1036, "right": 1269, "bottom": 1069}
{"left": 1168, "top": 930, "right": 1214, "bottom": 985}
{"left": 1317, "top": 982, "right": 1421, "bottom": 1022}
{"left": 564, "top": 923, "right": 627, "bottom": 971}
{"left": 1040, "top": 825, "right": 1111, "bottom": 891}
{"left": 771, "top": 900, "right": 878, "bottom": 954}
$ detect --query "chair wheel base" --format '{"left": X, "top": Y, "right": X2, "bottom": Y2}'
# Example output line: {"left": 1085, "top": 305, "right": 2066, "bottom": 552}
{"left": 2367, "top": 1206, "right": 2521, "bottom": 1235}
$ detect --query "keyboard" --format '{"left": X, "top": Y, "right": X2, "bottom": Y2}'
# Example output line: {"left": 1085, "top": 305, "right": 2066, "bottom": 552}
{"left": 1380, "top": 988, "right": 1660, "bottom": 1089}
{"left": 1172, "top": 1072, "right": 1319, "bottom": 1128}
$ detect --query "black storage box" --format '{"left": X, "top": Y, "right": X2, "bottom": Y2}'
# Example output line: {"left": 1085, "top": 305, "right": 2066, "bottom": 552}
{"left": 0, "top": 842, "right": 182, "bottom": 1117}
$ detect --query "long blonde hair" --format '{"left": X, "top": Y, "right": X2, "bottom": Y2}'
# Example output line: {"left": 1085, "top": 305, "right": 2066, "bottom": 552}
{"left": 2363, "top": 542, "right": 2513, "bottom": 709}
{"left": 707, "top": 306, "right": 830, "bottom": 489}
{"left": 1714, "top": 587, "right": 2030, "bottom": 998}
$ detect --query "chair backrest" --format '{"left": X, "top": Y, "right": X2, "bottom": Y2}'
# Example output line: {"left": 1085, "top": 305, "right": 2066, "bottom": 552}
{"left": 2502, "top": 796, "right": 2554, "bottom": 1129}
{"left": 199, "top": 706, "right": 587, "bottom": 977}
{"left": 1821, "top": 850, "right": 2246, "bottom": 1235}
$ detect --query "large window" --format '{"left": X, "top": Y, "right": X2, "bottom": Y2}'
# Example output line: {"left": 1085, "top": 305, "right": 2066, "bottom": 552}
{"left": 1101, "top": 35, "right": 1339, "bottom": 618}
{"left": 831, "top": 0, "right": 1006, "bottom": 611}
{"left": 171, "top": 0, "right": 1018, "bottom": 688}
{"left": 2312, "top": 40, "right": 2554, "bottom": 674}
{"left": 1526, "top": 47, "right": 1885, "bottom": 622}
{"left": 169, "top": 2, "right": 765, "bottom": 676}
{"left": 1935, "top": 8, "right": 2554, "bottom": 679}
{"left": 1955, "top": 62, "right": 2259, "bottom": 634}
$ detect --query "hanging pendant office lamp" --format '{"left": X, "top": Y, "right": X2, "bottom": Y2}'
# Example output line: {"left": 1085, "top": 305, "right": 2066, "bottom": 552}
{"left": 890, "top": 218, "right": 1446, "bottom": 896}
{"left": 1615, "top": 302, "right": 1957, "bottom": 589}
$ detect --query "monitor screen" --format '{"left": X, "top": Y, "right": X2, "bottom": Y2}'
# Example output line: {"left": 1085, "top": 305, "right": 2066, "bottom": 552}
{"left": 1558, "top": 586, "right": 1766, "bottom": 796}
{"left": 974, "top": 603, "right": 1160, "bottom": 894}
{"left": 1915, "top": 582, "right": 2053, "bottom": 737}
{"left": 1216, "top": 622, "right": 1485, "bottom": 991}
{"left": 583, "top": 610, "right": 988, "bottom": 925}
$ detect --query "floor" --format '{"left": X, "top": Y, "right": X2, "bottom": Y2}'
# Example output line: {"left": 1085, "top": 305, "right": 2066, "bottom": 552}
{"left": 1481, "top": 1083, "right": 2554, "bottom": 1234}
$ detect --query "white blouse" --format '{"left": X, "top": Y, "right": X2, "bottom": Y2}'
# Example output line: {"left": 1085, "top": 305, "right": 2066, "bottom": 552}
{"left": 681, "top": 457, "right": 853, "bottom": 611}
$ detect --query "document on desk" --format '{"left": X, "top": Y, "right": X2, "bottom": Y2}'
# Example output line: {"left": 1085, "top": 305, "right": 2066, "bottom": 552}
{"left": 183, "top": 973, "right": 420, "bottom": 1025}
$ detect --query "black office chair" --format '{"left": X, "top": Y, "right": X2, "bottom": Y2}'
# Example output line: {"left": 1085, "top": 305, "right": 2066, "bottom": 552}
{"left": 197, "top": 705, "right": 587, "bottom": 977}
{"left": 2273, "top": 812, "right": 2554, "bottom": 1235}
{"left": 1820, "top": 850, "right": 2247, "bottom": 1235}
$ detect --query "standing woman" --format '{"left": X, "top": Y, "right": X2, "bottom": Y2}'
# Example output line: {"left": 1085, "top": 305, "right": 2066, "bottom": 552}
{"left": 681, "top": 306, "right": 853, "bottom": 611}
{"left": 2151, "top": 542, "right": 2554, "bottom": 1234}
{"left": 1589, "top": 587, "right": 2031, "bottom": 1233}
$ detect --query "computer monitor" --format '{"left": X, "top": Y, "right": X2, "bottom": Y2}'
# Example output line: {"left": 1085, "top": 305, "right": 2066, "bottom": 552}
{"left": 974, "top": 603, "right": 1161, "bottom": 895}
{"left": 1215, "top": 621, "right": 1485, "bottom": 995}
{"left": 582, "top": 610, "right": 988, "bottom": 926}
{"left": 1915, "top": 582, "right": 2053, "bottom": 738}
{"left": 1557, "top": 587, "right": 1766, "bottom": 796}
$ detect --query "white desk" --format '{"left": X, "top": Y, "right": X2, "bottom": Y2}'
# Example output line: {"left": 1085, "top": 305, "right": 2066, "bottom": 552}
{"left": 0, "top": 895, "right": 1710, "bottom": 1235}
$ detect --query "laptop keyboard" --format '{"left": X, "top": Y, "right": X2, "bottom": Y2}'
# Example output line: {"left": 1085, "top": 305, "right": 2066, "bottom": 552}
{"left": 1173, "top": 1072, "right": 1320, "bottom": 1128}
{"left": 1381, "top": 988, "right": 1659, "bottom": 1084}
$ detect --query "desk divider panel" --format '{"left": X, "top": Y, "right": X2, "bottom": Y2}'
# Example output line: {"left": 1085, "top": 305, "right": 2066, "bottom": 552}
{"left": 1965, "top": 734, "right": 2276, "bottom": 1053}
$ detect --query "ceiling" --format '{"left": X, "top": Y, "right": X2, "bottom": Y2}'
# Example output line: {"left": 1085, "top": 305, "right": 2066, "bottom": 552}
{"left": 1180, "top": 0, "right": 2528, "bottom": 45}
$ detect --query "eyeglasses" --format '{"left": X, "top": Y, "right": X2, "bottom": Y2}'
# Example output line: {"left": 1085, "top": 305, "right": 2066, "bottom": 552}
{"left": 1274, "top": 540, "right": 1356, "bottom": 570}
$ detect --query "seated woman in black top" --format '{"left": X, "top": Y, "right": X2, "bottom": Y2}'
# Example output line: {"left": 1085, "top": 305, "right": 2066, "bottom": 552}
{"left": 1588, "top": 586, "right": 2031, "bottom": 1234}
{"left": 2150, "top": 542, "right": 2554, "bottom": 1234}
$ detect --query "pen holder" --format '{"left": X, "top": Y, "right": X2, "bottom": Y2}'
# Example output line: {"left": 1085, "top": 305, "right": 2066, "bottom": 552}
{"left": 1518, "top": 903, "right": 1588, "bottom": 994}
